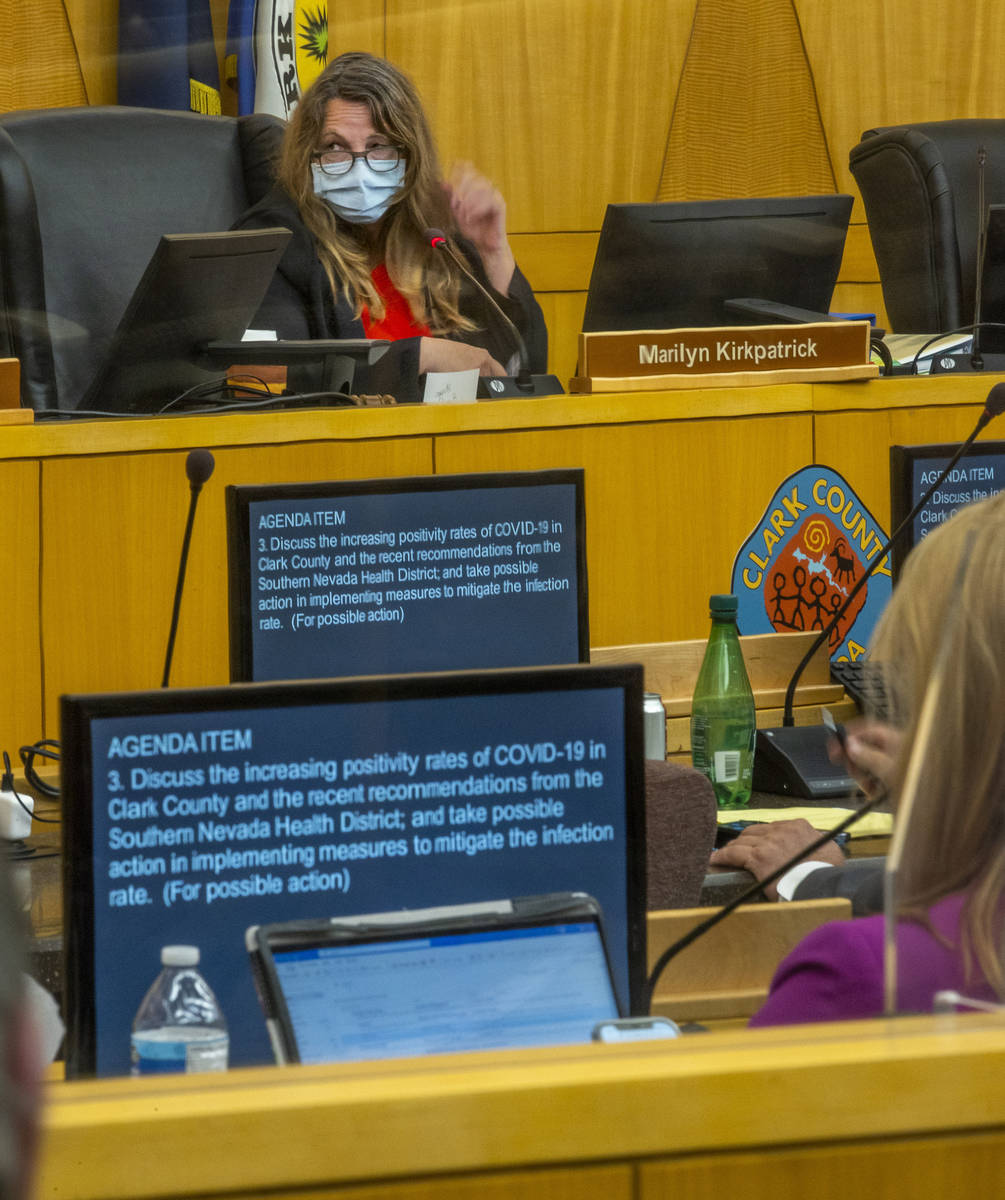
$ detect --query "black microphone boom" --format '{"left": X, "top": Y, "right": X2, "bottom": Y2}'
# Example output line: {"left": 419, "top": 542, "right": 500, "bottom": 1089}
{"left": 162, "top": 449, "right": 216, "bottom": 688}
{"left": 424, "top": 228, "right": 563, "bottom": 399}
{"left": 753, "top": 384, "right": 1005, "bottom": 798}
{"left": 972, "top": 145, "right": 988, "bottom": 371}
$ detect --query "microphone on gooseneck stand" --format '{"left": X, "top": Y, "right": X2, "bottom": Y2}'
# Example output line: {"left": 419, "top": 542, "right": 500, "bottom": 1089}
{"left": 161, "top": 449, "right": 216, "bottom": 689}
{"left": 930, "top": 144, "right": 1005, "bottom": 375}
{"left": 971, "top": 145, "right": 988, "bottom": 371}
{"left": 424, "top": 228, "right": 564, "bottom": 399}
{"left": 752, "top": 382, "right": 1005, "bottom": 798}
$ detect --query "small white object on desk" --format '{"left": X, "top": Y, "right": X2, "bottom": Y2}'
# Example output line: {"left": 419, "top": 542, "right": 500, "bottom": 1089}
{"left": 0, "top": 785, "right": 32, "bottom": 840}
{"left": 422, "top": 368, "right": 479, "bottom": 405}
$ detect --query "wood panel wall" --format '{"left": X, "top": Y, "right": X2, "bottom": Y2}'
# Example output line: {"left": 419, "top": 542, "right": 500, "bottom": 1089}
{"left": 6, "top": 1, "right": 1005, "bottom": 375}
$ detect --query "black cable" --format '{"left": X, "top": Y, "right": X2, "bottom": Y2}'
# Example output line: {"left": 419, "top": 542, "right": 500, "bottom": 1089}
{"left": 18, "top": 740, "right": 60, "bottom": 798}
{"left": 155, "top": 373, "right": 273, "bottom": 413}
{"left": 2, "top": 751, "right": 60, "bottom": 824}
{"left": 870, "top": 334, "right": 893, "bottom": 375}
{"left": 34, "top": 375, "right": 362, "bottom": 420}
{"left": 178, "top": 392, "right": 361, "bottom": 415}
{"left": 907, "top": 322, "right": 1005, "bottom": 373}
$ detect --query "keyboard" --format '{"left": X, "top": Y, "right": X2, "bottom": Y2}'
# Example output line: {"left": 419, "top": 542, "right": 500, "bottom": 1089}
{"left": 830, "top": 658, "right": 888, "bottom": 717}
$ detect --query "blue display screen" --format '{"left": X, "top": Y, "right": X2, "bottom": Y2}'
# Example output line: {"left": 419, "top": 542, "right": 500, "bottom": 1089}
{"left": 273, "top": 921, "right": 619, "bottom": 1063}
{"left": 230, "top": 472, "right": 587, "bottom": 681}
{"left": 68, "top": 669, "right": 641, "bottom": 1076}
{"left": 910, "top": 450, "right": 1005, "bottom": 547}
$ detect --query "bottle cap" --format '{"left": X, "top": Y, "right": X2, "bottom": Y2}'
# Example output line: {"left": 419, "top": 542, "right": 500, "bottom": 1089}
{"left": 161, "top": 945, "right": 199, "bottom": 967}
{"left": 709, "top": 594, "right": 738, "bottom": 617}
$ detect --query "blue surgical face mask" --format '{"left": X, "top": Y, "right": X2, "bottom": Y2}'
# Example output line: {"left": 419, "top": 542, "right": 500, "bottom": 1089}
{"left": 311, "top": 159, "right": 406, "bottom": 225}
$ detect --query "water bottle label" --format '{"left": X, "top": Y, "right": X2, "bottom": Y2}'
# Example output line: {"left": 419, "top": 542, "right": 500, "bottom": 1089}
{"left": 713, "top": 750, "right": 741, "bottom": 782}
{"left": 131, "top": 1037, "right": 189, "bottom": 1076}
{"left": 131, "top": 1031, "right": 229, "bottom": 1075}
{"left": 185, "top": 1039, "right": 229, "bottom": 1072}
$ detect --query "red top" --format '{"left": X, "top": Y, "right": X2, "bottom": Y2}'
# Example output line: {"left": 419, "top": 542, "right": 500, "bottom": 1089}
{"left": 361, "top": 263, "right": 430, "bottom": 339}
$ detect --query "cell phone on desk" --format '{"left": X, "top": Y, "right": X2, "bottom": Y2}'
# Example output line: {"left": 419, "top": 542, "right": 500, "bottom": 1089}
{"left": 592, "top": 1016, "right": 680, "bottom": 1043}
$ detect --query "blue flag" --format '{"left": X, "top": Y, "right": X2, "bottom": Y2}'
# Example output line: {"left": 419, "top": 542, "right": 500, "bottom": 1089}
{"left": 224, "top": 0, "right": 257, "bottom": 116}
{"left": 225, "top": 0, "right": 329, "bottom": 117}
{"left": 119, "top": 0, "right": 222, "bottom": 113}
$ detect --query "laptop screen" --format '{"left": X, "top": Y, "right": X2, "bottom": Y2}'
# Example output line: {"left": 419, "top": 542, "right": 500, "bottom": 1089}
{"left": 270, "top": 914, "right": 619, "bottom": 1062}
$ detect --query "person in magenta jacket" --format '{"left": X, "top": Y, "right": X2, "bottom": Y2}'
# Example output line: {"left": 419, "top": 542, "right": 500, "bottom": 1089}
{"left": 751, "top": 489, "right": 1005, "bottom": 1027}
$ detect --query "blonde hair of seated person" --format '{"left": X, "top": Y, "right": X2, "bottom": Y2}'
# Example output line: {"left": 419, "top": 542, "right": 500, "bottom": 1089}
{"left": 278, "top": 51, "right": 475, "bottom": 335}
{"left": 871, "top": 488, "right": 1005, "bottom": 997}
{"left": 0, "top": 857, "right": 37, "bottom": 1200}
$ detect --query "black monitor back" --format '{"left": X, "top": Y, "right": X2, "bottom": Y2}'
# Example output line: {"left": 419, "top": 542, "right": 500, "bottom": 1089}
{"left": 582, "top": 194, "right": 853, "bottom": 333}
{"left": 79, "top": 228, "right": 290, "bottom": 414}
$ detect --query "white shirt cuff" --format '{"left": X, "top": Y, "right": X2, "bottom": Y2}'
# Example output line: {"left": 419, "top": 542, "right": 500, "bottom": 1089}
{"left": 776, "top": 860, "right": 832, "bottom": 901}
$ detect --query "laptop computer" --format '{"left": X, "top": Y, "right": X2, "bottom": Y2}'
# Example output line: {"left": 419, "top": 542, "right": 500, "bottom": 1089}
{"left": 246, "top": 892, "right": 623, "bottom": 1065}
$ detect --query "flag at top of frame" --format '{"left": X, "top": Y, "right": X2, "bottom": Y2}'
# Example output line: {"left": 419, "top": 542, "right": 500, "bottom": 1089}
{"left": 225, "top": 0, "right": 329, "bottom": 118}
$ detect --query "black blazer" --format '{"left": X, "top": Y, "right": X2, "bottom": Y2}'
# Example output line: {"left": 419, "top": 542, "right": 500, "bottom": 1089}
{"left": 792, "top": 858, "right": 885, "bottom": 917}
{"left": 234, "top": 185, "right": 548, "bottom": 403}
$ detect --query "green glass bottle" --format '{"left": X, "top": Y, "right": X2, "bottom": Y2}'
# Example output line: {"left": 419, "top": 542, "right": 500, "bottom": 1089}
{"left": 691, "top": 594, "right": 756, "bottom": 809}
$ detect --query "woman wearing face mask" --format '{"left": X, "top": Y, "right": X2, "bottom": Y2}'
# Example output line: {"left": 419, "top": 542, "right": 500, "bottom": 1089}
{"left": 234, "top": 51, "right": 548, "bottom": 403}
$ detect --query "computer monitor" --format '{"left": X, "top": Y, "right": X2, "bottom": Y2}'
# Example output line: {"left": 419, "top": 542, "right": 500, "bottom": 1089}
{"left": 78, "top": 228, "right": 292, "bottom": 414}
{"left": 226, "top": 470, "right": 589, "bottom": 682}
{"left": 582, "top": 194, "right": 853, "bottom": 332}
{"left": 889, "top": 440, "right": 1005, "bottom": 577}
{"left": 60, "top": 662, "right": 645, "bottom": 1077}
{"left": 979, "top": 204, "right": 1005, "bottom": 353}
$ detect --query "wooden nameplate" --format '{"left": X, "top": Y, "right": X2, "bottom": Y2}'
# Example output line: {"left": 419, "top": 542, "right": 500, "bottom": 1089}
{"left": 571, "top": 321, "right": 878, "bottom": 392}
{"left": 0, "top": 358, "right": 30, "bottom": 422}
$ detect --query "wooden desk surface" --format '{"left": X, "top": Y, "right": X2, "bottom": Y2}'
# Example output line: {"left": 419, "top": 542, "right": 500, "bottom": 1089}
{"left": 4, "top": 370, "right": 996, "bottom": 461}
{"left": 37, "top": 1013, "right": 1005, "bottom": 1200}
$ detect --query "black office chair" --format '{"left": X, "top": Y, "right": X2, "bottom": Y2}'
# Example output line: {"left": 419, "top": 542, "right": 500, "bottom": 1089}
{"left": 0, "top": 106, "right": 285, "bottom": 411}
{"left": 849, "top": 119, "right": 1005, "bottom": 333}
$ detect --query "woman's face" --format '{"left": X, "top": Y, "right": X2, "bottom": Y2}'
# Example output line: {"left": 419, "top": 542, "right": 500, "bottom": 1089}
{"left": 311, "top": 98, "right": 407, "bottom": 226}
{"left": 318, "top": 98, "right": 383, "bottom": 156}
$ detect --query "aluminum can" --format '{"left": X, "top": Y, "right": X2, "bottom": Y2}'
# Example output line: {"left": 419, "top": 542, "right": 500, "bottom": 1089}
{"left": 643, "top": 692, "right": 667, "bottom": 760}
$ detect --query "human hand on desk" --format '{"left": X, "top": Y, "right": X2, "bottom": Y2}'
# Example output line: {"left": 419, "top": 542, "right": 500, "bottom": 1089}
{"left": 708, "top": 819, "right": 845, "bottom": 900}
{"left": 419, "top": 337, "right": 505, "bottom": 377}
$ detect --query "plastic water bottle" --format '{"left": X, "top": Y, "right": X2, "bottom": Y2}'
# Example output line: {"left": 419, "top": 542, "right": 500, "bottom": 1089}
{"left": 691, "top": 594, "right": 756, "bottom": 809}
{"left": 131, "top": 945, "right": 229, "bottom": 1075}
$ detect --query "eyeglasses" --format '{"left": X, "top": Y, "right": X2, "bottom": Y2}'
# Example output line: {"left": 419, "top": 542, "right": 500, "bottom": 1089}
{"left": 312, "top": 145, "right": 405, "bottom": 176}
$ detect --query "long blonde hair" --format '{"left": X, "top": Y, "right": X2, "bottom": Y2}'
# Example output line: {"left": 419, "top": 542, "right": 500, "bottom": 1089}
{"left": 0, "top": 856, "right": 29, "bottom": 1198}
{"left": 278, "top": 52, "right": 472, "bottom": 332}
{"left": 871, "top": 488, "right": 1005, "bottom": 993}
